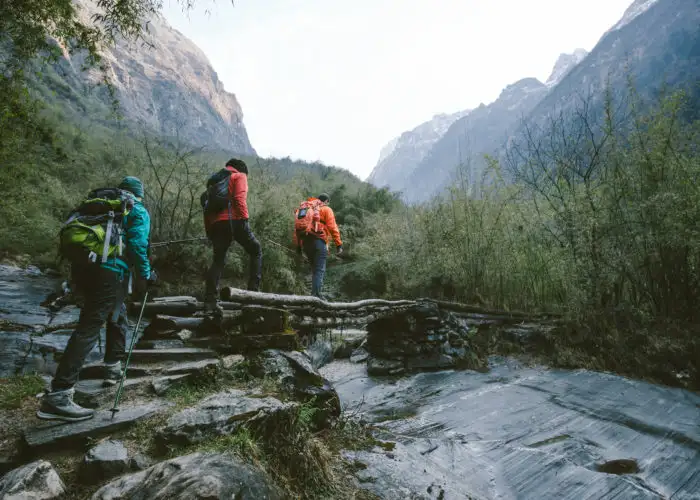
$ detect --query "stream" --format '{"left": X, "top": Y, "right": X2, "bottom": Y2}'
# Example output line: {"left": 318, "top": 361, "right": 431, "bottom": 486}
{"left": 2, "top": 264, "right": 699, "bottom": 499}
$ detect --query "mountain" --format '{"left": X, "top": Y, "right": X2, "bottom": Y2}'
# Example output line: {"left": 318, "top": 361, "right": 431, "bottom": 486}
{"left": 368, "top": 0, "right": 700, "bottom": 203}
{"left": 397, "top": 78, "right": 548, "bottom": 203}
{"left": 34, "top": 0, "right": 255, "bottom": 155}
{"left": 546, "top": 49, "right": 588, "bottom": 87}
{"left": 367, "top": 110, "right": 470, "bottom": 191}
{"left": 523, "top": 0, "right": 700, "bottom": 131}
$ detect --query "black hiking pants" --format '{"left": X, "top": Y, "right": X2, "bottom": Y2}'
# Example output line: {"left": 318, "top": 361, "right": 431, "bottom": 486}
{"left": 51, "top": 264, "right": 128, "bottom": 392}
{"left": 205, "top": 219, "right": 262, "bottom": 302}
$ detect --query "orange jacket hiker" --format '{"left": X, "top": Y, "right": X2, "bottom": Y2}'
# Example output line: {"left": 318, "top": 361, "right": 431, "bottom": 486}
{"left": 292, "top": 197, "right": 343, "bottom": 249}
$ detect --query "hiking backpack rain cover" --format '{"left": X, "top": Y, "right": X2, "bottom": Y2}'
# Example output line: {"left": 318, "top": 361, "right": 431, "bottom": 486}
{"left": 201, "top": 168, "right": 233, "bottom": 214}
{"left": 294, "top": 199, "right": 324, "bottom": 239}
{"left": 59, "top": 188, "right": 135, "bottom": 264}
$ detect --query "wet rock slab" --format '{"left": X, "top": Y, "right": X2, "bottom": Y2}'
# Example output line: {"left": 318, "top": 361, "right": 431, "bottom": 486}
{"left": 323, "top": 359, "right": 700, "bottom": 499}
{"left": 24, "top": 401, "right": 172, "bottom": 450}
{"left": 156, "top": 389, "right": 296, "bottom": 447}
{"left": 91, "top": 452, "right": 283, "bottom": 500}
{"left": 0, "top": 459, "right": 65, "bottom": 499}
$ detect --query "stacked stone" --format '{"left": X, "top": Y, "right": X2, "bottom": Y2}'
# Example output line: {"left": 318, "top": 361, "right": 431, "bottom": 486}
{"left": 366, "top": 300, "right": 483, "bottom": 376}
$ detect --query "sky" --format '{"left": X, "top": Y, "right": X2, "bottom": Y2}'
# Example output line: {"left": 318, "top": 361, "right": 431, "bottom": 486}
{"left": 162, "top": 0, "right": 633, "bottom": 180}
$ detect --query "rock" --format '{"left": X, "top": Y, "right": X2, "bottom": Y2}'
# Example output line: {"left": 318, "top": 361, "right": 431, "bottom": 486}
{"left": 162, "top": 359, "right": 220, "bottom": 376}
{"left": 0, "top": 460, "right": 65, "bottom": 499}
{"left": 350, "top": 348, "right": 369, "bottom": 364}
{"left": 306, "top": 338, "right": 333, "bottom": 369}
{"left": 80, "top": 440, "right": 130, "bottom": 484}
{"left": 129, "top": 453, "right": 154, "bottom": 471}
{"left": 91, "top": 452, "right": 282, "bottom": 500}
{"left": 151, "top": 374, "right": 191, "bottom": 396}
{"left": 367, "top": 357, "right": 404, "bottom": 376}
{"left": 156, "top": 389, "right": 296, "bottom": 447}
{"left": 245, "top": 349, "right": 341, "bottom": 427}
{"left": 24, "top": 401, "right": 172, "bottom": 451}
{"left": 222, "top": 354, "right": 245, "bottom": 369}
{"left": 176, "top": 329, "right": 194, "bottom": 342}
{"left": 333, "top": 336, "right": 366, "bottom": 359}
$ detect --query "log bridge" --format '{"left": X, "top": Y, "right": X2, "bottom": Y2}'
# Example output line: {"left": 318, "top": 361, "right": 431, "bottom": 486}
{"left": 131, "top": 287, "right": 561, "bottom": 356}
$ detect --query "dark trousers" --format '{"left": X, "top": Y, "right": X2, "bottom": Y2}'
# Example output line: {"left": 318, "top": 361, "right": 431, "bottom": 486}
{"left": 205, "top": 220, "right": 262, "bottom": 301}
{"left": 302, "top": 237, "right": 328, "bottom": 298}
{"left": 52, "top": 265, "right": 128, "bottom": 391}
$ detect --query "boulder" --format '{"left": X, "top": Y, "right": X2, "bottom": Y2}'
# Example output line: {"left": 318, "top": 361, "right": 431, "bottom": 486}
{"left": 0, "top": 460, "right": 65, "bottom": 500}
{"left": 365, "top": 300, "right": 486, "bottom": 375}
{"left": 248, "top": 350, "right": 341, "bottom": 426}
{"left": 333, "top": 336, "right": 366, "bottom": 359}
{"left": 350, "top": 348, "right": 369, "bottom": 364}
{"left": 91, "top": 452, "right": 283, "bottom": 499}
{"left": 156, "top": 389, "right": 296, "bottom": 447}
{"left": 80, "top": 440, "right": 130, "bottom": 484}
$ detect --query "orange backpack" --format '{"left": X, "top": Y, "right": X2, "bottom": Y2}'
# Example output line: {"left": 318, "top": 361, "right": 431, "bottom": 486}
{"left": 294, "top": 199, "right": 325, "bottom": 239}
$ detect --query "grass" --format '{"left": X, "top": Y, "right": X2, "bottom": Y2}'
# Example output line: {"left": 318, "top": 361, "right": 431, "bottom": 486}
{"left": 0, "top": 374, "right": 45, "bottom": 409}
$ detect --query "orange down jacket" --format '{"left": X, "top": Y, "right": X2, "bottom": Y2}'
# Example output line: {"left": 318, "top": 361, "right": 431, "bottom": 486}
{"left": 204, "top": 166, "right": 249, "bottom": 232}
{"left": 292, "top": 198, "right": 343, "bottom": 248}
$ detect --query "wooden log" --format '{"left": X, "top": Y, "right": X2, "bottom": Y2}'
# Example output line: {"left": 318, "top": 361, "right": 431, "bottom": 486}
{"left": 148, "top": 315, "right": 206, "bottom": 331}
{"left": 429, "top": 299, "right": 562, "bottom": 320}
{"left": 220, "top": 287, "right": 416, "bottom": 310}
{"left": 132, "top": 300, "right": 243, "bottom": 317}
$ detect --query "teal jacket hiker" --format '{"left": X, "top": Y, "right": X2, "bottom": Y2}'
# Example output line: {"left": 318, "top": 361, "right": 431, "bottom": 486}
{"left": 102, "top": 177, "right": 152, "bottom": 280}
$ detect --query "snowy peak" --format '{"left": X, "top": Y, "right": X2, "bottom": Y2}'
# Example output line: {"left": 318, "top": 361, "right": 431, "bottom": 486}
{"left": 610, "top": 0, "right": 661, "bottom": 32}
{"left": 368, "top": 108, "right": 471, "bottom": 186}
{"left": 546, "top": 48, "right": 589, "bottom": 87}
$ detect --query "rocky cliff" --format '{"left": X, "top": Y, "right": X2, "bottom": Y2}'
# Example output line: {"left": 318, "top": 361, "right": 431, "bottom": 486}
{"left": 43, "top": 0, "right": 255, "bottom": 155}
{"left": 369, "top": 0, "right": 699, "bottom": 203}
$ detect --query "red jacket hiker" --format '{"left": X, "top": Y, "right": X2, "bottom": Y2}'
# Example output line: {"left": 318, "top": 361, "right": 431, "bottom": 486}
{"left": 203, "top": 166, "right": 249, "bottom": 233}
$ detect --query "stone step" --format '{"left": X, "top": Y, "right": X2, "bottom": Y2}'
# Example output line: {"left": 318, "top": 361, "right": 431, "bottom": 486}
{"left": 135, "top": 339, "right": 186, "bottom": 350}
{"left": 24, "top": 401, "right": 172, "bottom": 451}
{"left": 73, "top": 377, "right": 153, "bottom": 408}
{"left": 129, "top": 348, "right": 218, "bottom": 363}
{"left": 151, "top": 373, "right": 192, "bottom": 396}
{"left": 79, "top": 363, "right": 158, "bottom": 380}
{"left": 188, "top": 333, "right": 299, "bottom": 353}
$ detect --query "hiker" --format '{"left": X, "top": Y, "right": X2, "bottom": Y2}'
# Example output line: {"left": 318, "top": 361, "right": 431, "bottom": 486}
{"left": 37, "top": 176, "right": 157, "bottom": 422}
{"left": 202, "top": 158, "right": 262, "bottom": 314}
{"left": 293, "top": 193, "right": 343, "bottom": 298}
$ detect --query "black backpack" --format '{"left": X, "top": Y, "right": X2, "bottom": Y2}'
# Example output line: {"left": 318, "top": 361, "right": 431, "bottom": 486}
{"left": 201, "top": 169, "right": 232, "bottom": 214}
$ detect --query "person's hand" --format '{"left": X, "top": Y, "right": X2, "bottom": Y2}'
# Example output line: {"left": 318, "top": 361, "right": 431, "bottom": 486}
{"left": 147, "top": 270, "right": 158, "bottom": 288}
{"left": 337, "top": 245, "right": 344, "bottom": 257}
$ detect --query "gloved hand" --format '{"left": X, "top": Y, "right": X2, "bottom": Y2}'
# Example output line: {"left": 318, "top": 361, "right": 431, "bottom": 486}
{"left": 147, "top": 269, "right": 158, "bottom": 287}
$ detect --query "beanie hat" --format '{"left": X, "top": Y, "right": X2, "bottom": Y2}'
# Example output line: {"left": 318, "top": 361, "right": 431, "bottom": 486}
{"left": 318, "top": 193, "right": 330, "bottom": 203}
{"left": 118, "top": 176, "right": 144, "bottom": 198}
{"left": 226, "top": 158, "right": 248, "bottom": 175}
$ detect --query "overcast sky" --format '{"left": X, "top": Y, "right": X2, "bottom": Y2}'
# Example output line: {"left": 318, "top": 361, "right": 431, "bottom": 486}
{"left": 162, "top": 0, "right": 633, "bottom": 180}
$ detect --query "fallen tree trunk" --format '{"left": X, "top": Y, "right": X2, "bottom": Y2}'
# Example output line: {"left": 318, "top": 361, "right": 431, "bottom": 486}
{"left": 220, "top": 287, "right": 415, "bottom": 310}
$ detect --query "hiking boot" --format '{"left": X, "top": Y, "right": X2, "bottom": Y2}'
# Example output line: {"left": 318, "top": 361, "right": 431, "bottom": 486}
{"left": 102, "top": 361, "right": 123, "bottom": 387}
{"left": 36, "top": 388, "right": 95, "bottom": 422}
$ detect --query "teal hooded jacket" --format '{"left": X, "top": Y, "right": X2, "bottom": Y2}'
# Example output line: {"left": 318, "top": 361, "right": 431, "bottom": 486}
{"left": 102, "top": 177, "right": 152, "bottom": 280}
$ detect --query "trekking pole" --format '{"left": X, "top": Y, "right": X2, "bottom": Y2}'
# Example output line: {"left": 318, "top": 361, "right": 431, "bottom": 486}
{"left": 150, "top": 236, "right": 208, "bottom": 249}
{"left": 109, "top": 290, "right": 149, "bottom": 419}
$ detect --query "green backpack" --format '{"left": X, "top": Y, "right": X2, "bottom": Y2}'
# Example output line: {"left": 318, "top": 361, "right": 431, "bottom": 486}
{"left": 59, "top": 187, "right": 135, "bottom": 264}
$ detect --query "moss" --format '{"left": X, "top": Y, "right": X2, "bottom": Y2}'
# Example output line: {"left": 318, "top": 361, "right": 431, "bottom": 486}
{"left": 0, "top": 374, "right": 45, "bottom": 410}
